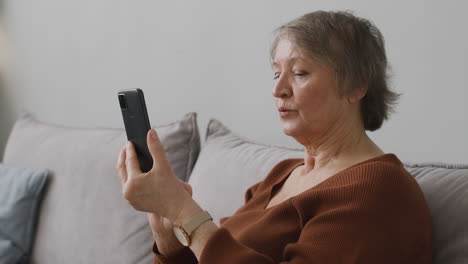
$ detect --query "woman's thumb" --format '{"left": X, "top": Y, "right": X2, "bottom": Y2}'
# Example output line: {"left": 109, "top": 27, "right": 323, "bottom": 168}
{"left": 147, "top": 128, "right": 168, "bottom": 169}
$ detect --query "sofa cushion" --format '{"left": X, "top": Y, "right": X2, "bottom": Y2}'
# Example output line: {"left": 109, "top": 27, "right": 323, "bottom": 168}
{"left": 403, "top": 162, "right": 468, "bottom": 264}
{"left": 188, "top": 119, "right": 302, "bottom": 224}
{"left": 189, "top": 118, "right": 468, "bottom": 264}
{"left": 2, "top": 112, "right": 200, "bottom": 264}
{"left": 0, "top": 164, "right": 48, "bottom": 264}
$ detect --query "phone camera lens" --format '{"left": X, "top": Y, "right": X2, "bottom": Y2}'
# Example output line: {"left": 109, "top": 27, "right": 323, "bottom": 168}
{"left": 118, "top": 94, "right": 127, "bottom": 109}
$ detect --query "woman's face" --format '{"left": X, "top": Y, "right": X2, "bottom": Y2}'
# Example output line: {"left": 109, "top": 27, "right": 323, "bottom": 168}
{"left": 272, "top": 38, "right": 352, "bottom": 140}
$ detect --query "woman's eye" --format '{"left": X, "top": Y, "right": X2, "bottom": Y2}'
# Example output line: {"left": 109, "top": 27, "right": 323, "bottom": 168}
{"left": 294, "top": 72, "right": 308, "bottom": 77}
{"left": 273, "top": 73, "right": 280, "bottom": 80}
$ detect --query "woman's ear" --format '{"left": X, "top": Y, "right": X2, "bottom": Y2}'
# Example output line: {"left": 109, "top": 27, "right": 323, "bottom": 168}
{"left": 347, "top": 86, "right": 368, "bottom": 104}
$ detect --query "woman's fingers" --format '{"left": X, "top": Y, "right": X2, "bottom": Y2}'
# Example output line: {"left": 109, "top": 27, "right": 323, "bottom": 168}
{"left": 119, "top": 130, "right": 188, "bottom": 217}
{"left": 125, "top": 141, "right": 142, "bottom": 177}
{"left": 147, "top": 129, "right": 169, "bottom": 170}
{"left": 116, "top": 145, "right": 128, "bottom": 185}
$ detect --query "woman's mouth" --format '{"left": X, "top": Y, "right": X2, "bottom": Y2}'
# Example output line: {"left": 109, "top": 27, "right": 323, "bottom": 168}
{"left": 278, "top": 107, "right": 294, "bottom": 117}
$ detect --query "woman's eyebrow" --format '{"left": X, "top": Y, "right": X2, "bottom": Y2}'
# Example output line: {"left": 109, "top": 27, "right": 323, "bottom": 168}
{"left": 271, "top": 57, "right": 304, "bottom": 68}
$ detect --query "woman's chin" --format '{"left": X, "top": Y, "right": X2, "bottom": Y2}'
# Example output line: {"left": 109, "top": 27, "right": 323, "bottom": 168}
{"left": 281, "top": 123, "right": 300, "bottom": 137}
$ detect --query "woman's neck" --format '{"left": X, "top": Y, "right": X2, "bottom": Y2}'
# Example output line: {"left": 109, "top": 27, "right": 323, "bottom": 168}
{"left": 297, "top": 115, "right": 383, "bottom": 174}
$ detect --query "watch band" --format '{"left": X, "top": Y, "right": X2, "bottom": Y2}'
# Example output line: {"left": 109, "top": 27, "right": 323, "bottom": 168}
{"left": 183, "top": 210, "right": 213, "bottom": 235}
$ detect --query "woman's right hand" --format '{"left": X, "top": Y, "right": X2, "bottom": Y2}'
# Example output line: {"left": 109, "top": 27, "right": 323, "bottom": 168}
{"left": 147, "top": 179, "right": 193, "bottom": 256}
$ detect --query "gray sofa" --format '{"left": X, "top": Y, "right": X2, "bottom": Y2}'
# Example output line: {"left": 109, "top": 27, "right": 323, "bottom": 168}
{"left": 1, "top": 113, "right": 467, "bottom": 263}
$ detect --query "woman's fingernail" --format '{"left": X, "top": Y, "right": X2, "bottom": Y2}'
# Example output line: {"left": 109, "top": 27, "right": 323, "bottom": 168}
{"left": 151, "top": 129, "right": 157, "bottom": 140}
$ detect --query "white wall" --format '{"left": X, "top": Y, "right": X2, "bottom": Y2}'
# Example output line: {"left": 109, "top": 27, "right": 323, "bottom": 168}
{"left": 1, "top": 0, "right": 467, "bottom": 163}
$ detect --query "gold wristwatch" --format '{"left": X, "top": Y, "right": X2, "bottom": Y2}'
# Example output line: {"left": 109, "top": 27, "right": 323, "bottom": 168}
{"left": 173, "top": 210, "right": 212, "bottom": 247}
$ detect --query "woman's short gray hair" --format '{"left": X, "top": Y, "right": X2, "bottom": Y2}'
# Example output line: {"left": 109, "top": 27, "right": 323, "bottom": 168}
{"left": 270, "top": 10, "right": 400, "bottom": 131}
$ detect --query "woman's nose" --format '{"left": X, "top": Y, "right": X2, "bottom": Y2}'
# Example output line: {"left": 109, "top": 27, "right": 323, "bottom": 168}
{"left": 272, "top": 75, "right": 292, "bottom": 98}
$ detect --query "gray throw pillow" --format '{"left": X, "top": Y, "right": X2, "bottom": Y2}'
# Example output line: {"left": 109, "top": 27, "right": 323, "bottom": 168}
{"left": 0, "top": 164, "right": 48, "bottom": 264}
{"left": 2, "top": 112, "right": 200, "bottom": 264}
{"left": 188, "top": 119, "right": 303, "bottom": 224}
{"left": 403, "top": 162, "right": 468, "bottom": 264}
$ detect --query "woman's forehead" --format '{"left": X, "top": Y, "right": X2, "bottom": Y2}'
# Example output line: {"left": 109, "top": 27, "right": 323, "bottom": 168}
{"left": 273, "top": 40, "right": 310, "bottom": 65}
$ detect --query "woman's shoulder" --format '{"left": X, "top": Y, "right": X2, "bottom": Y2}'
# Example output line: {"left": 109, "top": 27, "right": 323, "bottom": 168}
{"left": 340, "top": 153, "right": 411, "bottom": 185}
{"left": 257, "top": 154, "right": 407, "bottom": 193}
{"left": 292, "top": 153, "right": 426, "bottom": 210}
{"left": 314, "top": 153, "right": 417, "bottom": 192}
{"left": 291, "top": 154, "right": 430, "bottom": 224}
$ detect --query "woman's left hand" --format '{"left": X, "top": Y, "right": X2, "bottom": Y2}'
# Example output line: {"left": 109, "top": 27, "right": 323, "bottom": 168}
{"left": 116, "top": 128, "right": 200, "bottom": 223}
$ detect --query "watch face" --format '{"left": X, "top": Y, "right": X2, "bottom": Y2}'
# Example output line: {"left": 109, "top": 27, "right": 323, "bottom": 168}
{"left": 173, "top": 226, "right": 190, "bottom": 247}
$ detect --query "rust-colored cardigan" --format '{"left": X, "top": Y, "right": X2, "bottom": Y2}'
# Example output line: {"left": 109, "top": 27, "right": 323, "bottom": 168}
{"left": 153, "top": 154, "right": 432, "bottom": 263}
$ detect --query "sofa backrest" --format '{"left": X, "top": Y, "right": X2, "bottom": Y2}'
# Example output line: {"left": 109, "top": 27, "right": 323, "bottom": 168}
{"left": 404, "top": 162, "right": 468, "bottom": 263}
{"left": 2, "top": 113, "right": 200, "bottom": 264}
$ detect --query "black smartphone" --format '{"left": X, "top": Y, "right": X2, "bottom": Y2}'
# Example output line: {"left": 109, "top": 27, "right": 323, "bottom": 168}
{"left": 118, "top": 88, "right": 153, "bottom": 173}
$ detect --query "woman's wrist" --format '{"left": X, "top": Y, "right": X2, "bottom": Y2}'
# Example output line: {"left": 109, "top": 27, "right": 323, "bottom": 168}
{"left": 146, "top": 213, "right": 185, "bottom": 256}
{"left": 154, "top": 233, "right": 185, "bottom": 256}
{"left": 170, "top": 196, "right": 204, "bottom": 226}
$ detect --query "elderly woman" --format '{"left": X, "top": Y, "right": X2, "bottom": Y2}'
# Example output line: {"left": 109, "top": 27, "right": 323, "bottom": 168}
{"left": 116, "top": 11, "right": 432, "bottom": 263}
